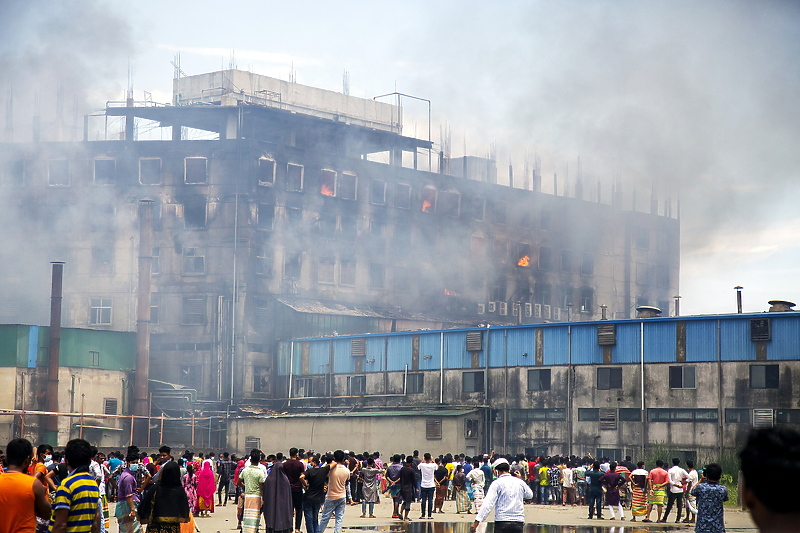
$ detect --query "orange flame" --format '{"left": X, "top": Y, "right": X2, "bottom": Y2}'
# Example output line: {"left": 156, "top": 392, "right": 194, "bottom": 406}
{"left": 444, "top": 289, "right": 458, "bottom": 296}
{"left": 517, "top": 255, "right": 530, "bottom": 267}
{"left": 321, "top": 183, "right": 335, "bottom": 196}
{"left": 422, "top": 200, "right": 433, "bottom": 212}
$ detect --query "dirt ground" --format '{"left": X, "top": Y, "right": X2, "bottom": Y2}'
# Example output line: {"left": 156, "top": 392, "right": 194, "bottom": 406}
{"left": 118, "top": 496, "right": 757, "bottom": 533}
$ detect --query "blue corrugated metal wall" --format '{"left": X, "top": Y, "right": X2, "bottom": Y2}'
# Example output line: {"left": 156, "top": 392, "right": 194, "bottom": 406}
{"left": 543, "top": 327, "right": 568, "bottom": 365}
{"left": 767, "top": 316, "right": 800, "bottom": 360}
{"left": 505, "top": 328, "right": 536, "bottom": 367}
{"left": 644, "top": 321, "right": 676, "bottom": 363}
{"left": 571, "top": 325, "right": 603, "bottom": 365}
{"left": 686, "top": 320, "right": 717, "bottom": 362}
{"left": 720, "top": 320, "right": 754, "bottom": 361}
{"left": 278, "top": 313, "right": 800, "bottom": 375}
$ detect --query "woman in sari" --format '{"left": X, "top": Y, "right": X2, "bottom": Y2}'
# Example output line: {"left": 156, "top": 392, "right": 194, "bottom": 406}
{"left": 196, "top": 461, "right": 216, "bottom": 516}
{"left": 452, "top": 464, "right": 470, "bottom": 513}
{"left": 262, "top": 461, "right": 293, "bottom": 533}
{"left": 629, "top": 463, "right": 649, "bottom": 522}
{"left": 138, "top": 462, "right": 190, "bottom": 533}
{"left": 182, "top": 464, "right": 199, "bottom": 515}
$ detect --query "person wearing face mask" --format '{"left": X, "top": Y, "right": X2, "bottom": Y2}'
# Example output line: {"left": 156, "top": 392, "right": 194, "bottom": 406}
{"left": 115, "top": 448, "right": 143, "bottom": 533}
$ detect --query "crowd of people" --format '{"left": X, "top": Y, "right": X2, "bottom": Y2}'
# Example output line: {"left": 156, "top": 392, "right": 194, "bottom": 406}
{"left": 0, "top": 426, "right": 798, "bottom": 533}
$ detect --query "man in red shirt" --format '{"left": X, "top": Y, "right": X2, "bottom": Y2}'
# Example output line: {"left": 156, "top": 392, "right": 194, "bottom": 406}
{"left": 0, "top": 438, "right": 52, "bottom": 533}
{"left": 644, "top": 460, "right": 669, "bottom": 523}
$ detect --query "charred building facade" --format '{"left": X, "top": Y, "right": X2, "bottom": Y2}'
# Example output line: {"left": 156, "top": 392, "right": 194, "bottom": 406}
{"left": 0, "top": 69, "right": 679, "bottom": 410}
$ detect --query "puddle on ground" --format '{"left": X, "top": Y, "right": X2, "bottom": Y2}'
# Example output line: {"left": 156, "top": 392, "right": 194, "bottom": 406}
{"left": 343, "top": 523, "right": 681, "bottom": 533}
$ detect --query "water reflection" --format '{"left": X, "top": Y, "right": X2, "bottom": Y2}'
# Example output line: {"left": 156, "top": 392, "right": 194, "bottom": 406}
{"left": 345, "top": 523, "right": 676, "bottom": 533}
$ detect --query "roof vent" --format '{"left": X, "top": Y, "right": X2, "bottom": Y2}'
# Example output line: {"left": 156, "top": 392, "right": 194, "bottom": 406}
{"left": 768, "top": 300, "right": 795, "bottom": 312}
{"left": 636, "top": 305, "right": 662, "bottom": 318}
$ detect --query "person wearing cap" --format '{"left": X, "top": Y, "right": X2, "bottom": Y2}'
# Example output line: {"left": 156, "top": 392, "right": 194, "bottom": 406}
{"left": 470, "top": 458, "right": 532, "bottom": 533}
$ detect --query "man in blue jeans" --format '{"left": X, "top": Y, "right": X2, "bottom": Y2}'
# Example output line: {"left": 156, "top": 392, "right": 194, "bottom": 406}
{"left": 417, "top": 453, "right": 437, "bottom": 519}
{"left": 317, "top": 450, "right": 350, "bottom": 533}
{"left": 301, "top": 455, "right": 328, "bottom": 533}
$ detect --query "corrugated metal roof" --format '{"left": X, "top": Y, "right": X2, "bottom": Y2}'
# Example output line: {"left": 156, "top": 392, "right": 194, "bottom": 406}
{"left": 275, "top": 296, "right": 473, "bottom": 324}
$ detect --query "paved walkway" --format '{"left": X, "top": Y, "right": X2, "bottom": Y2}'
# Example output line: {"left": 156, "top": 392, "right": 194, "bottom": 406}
{"left": 112, "top": 497, "right": 757, "bottom": 532}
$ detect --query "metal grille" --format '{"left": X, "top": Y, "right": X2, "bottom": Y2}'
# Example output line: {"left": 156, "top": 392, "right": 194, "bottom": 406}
{"left": 466, "top": 331, "right": 483, "bottom": 351}
{"left": 351, "top": 338, "right": 366, "bottom": 357}
{"left": 426, "top": 418, "right": 442, "bottom": 440}
{"left": 753, "top": 409, "right": 773, "bottom": 428}
{"left": 465, "top": 419, "right": 479, "bottom": 439}
{"left": 750, "top": 319, "right": 771, "bottom": 341}
{"left": 103, "top": 398, "right": 118, "bottom": 415}
{"left": 599, "top": 409, "right": 617, "bottom": 430}
{"left": 597, "top": 324, "right": 617, "bottom": 346}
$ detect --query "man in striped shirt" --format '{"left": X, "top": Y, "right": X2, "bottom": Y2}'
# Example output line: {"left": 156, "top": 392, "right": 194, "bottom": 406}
{"left": 49, "top": 439, "right": 100, "bottom": 533}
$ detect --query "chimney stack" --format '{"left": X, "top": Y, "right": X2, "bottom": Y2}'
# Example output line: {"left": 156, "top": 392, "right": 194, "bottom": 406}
{"left": 636, "top": 305, "right": 662, "bottom": 318}
{"left": 44, "top": 261, "right": 65, "bottom": 443}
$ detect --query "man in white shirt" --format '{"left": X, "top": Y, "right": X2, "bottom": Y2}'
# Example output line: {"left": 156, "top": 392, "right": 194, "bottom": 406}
{"left": 471, "top": 458, "right": 533, "bottom": 533}
{"left": 417, "top": 453, "right": 437, "bottom": 519}
{"left": 663, "top": 457, "right": 688, "bottom": 523}
{"left": 683, "top": 460, "right": 699, "bottom": 524}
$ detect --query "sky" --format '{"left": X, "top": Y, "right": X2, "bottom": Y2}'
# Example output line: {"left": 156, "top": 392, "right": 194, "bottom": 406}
{"left": 2, "top": 0, "right": 799, "bottom": 316}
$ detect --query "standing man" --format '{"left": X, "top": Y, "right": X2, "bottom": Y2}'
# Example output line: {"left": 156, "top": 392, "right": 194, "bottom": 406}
{"left": 217, "top": 452, "right": 235, "bottom": 506}
{"left": 585, "top": 461, "right": 604, "bottom": 520}
{"left": 239, "top": 450, "right": 267, "bottom": 533}
{"left": 644, "top": 460, "right": 669, "bottom": 523}
{"left": 663, "top": 458, "right": 688, "bottom": 523}
{"left": 49, "top": 438, "right": 100, "bottom": 533}
{"left": 115, "top": 450, "right": 142, "bottom": 533}
{"left": 470, "top": 458, "right": 532, "bottom": 533}
{"left": 417, "top": 453, "right": 437, "bottom": 519}
{"left": 301, "top": 456, "right": 329, "bottom": 533}
{"left": 398, "top": 456, "right": 417, "bottom": 521}
{"left": 283, "top": 448, "right": 306, "bottom": 533}
{"left": 317, "top": 450, "right": 349, "bottom": 533}
{"left": 0, "top": 438, "right": 52, "bottom": 533}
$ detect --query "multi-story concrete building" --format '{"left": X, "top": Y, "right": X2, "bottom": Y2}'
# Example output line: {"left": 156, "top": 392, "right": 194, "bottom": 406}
{"left": 245, "top": 309, "right": 800, "bottom": 458}
{"left": 0, "top": 69, "right": 679, "bottom": 411}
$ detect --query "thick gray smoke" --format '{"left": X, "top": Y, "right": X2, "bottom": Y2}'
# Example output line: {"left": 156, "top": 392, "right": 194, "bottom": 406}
{"left": 399, "top": 0, "right": 800, "bottom": 256}
{"left": 0, "top": 0, "right": 134, "bottom": 324}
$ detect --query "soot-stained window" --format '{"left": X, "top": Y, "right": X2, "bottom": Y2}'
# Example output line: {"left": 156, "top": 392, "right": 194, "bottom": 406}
{"left": 184, "top": 157, "right": 207, "bottom": 184}
{"left": 257, "top": 158, "right": 276, "bottom": 186}
{"left": 339, "top": 172, "right": 357, "bottom": 200}
{"left": 286, "top": 163, "right": 304, "bottom": 191}
{"left": 94, "top": 159, "right": 116, "bottom": 185}
{"left": 184, "top": 197, "right": 207, "bottom": 229}
{"left": 139, "top": 158, "right": 161, "bottom": 185}
{"left": 395, "top": 183, "right": 411, "bottom": 209}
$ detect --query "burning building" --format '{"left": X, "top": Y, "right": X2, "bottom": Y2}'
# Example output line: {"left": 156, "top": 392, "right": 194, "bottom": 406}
{"left": 0, "top": 69, "right": 679, "bottom": 420}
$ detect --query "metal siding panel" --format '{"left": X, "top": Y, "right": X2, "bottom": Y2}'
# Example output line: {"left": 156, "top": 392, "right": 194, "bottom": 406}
{"left": 571, "top": 325, "right": 603, "bottom": 365}
{"left": 27, "top": 326, "right": 38, "bottom": 368}
{"left": 686, "top": 320, "right": 718, "bottom": 362}
{"left": 506, "top": 328, "right": 536, "bottom": 367}
{"left": 277, "top": 341, "right": 290, "bottom": 375}
{"left": 418, "top": 334, "right": 442, "bottom": 370}
{"left": 387, "top": 336, "right": 416, "bottom": 370}
{"left": 488, "top": 329, "right": 506, "bottom": 367}
{"left": 613, "top": 323, "right": 641, "bottom": 363}
{"left": 543, "top": 326, "right": 568, "bottom": 365}
{"left": 644, "top": 321, "right": 676, "bottom": 363}
{"left": 365, "top": 337, "right": 386, "bottom": 371}
{"left": 443, "top": 331, "right": 469, "bottom": 369}
{"left": 767, "top": 316, "right": 800, "bottom": 361}
{"left": 721, "top": 319, "right": 754, "bottom": 361}
{"left": 309, "top": 340, "right": 331, "bottom": 375}
{"left": 332, "top": 338, "right": 353, "bottom": 373}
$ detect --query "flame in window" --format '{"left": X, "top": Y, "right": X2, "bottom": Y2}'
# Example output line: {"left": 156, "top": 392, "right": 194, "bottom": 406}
{"left": 444, "top": 289, "right": 459, "bottom": 296}
{"left": 422, "top": 200, "right": 433, "bottom": 212}
{"left": 320, "top": 182, "right": 335, "bottom": 196}
{"left": 517, "top": 255, "right": 531, "bottom": 267}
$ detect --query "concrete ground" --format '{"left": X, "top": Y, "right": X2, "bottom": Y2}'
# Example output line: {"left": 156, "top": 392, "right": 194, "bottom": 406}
{"left": 121, "top": 497, "right": 756, "bottom": 533}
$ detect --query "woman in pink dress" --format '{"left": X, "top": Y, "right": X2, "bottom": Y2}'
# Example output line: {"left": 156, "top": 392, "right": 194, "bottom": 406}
{"left": 182, "top": 463, "right": 199, "bottom": 514}
{"left": 196, "top": 461, "right": 216, "bottom": 517}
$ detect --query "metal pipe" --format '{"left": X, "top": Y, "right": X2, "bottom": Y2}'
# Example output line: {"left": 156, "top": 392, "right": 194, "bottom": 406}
{"left": 735, "top": 286, "right": 743, "bottom": 314}
{"left": 79, "top": 394, "right": 85, "bottom": 439}
{"left": 134, "top": 200, "right": 154, "bottom": 424}
{"left": 640, "top": 321, "right": 645, "bottom": 458}
{"left": 503, "top": 329, "right": 508, "bottom": 453}
{"left": 191, "top": 412, "right": 196, "bottom": 447}
{"left": 403, "top": 365, "right": 408, "bottom": 395}
{"left": 230, "top": 104, "right": 243, "bottom": 406}
{"left": 20, "top": 372, "right": 26, "bottom": 438}
{"left": 567, "top": 325, "right": 573, "bottom": 455}
{"left": 288, "top": 342, "right": 294, "bottom": 407}
{"left": 439, "top": 333, "right": 444, "bottom": 404}
{"left": 45, "top": 261, "right": 65, "bottom": 437}
{"left": 160, "top": 412, "right": 164, "bottom": 445}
